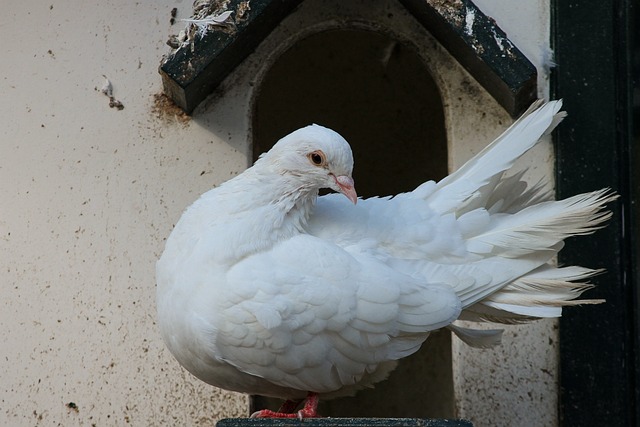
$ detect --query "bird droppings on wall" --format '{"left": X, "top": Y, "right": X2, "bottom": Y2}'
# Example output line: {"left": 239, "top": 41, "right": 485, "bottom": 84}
{"left": 541, "top": 46, "right": 557, "bottom": 75}
{"left": 183, "top": 10, "right": 234, "bottom": 38}
{"left": 169, "top": 6, "right": 234, "bottom": 53}
{"left": 489, "top": 26, "right": 517, "bottom": 59}
{"left": 98, "top": 76, "right": 125, "bottom": 111}
{"left": 462, "top": 5, "right": 484, "bottom": 55}
{"left": 464, "top": 7, "right": 475, "bottom": 36}
{"left": 428, "top": 0, "right": 464, "bottom": 28}
{"left": 236, "top": 1, "right": 251, "bottom": 22}
{"left": 170, "top": 7, "right": 177, "bottom": 25}
{"left": 164, "top": 0, "right": 251, "bottom": 54}
{"left": 151, "top": 93, "right": 191, "bottom": 125}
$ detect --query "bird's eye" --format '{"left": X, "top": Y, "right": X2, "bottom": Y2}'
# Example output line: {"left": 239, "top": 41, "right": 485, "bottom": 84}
{"left": 307, "top": 151, "right": 326, "bottom": 167}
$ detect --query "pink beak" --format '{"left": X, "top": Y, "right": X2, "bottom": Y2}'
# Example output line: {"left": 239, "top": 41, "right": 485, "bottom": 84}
{"left": 334, "top": 175, "right": 358, "bottom": 204}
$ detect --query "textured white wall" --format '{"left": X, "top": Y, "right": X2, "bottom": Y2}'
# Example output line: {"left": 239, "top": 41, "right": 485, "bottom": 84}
{"left": 0, "top": 1, "right": 249, "bottom": 425}
{"left": 1, "top": 0, "right": 554, "bottom": 426}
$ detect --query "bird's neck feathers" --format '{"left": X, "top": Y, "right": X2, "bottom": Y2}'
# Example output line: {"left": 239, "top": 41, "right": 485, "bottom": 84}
{"left": 185, "top": 164, "right": 319, "bottom": 263}
{"left": 247, "top": 154, "right": 322, "bottom": 219}
{"left": 250, "top": 164, "right": 319, "bottom": 226}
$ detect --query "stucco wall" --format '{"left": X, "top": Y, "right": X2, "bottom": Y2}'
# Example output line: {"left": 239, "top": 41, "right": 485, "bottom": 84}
{"left": 0, "top": 1, "right": 249, "bottom": 425}
{"left": 1, "top": 0, "right": 554, "bottom": 426}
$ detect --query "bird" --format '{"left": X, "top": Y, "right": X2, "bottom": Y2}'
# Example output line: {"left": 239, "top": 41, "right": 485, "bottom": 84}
{"left": 156, "top": 100, "right": 615, "bottom": 419}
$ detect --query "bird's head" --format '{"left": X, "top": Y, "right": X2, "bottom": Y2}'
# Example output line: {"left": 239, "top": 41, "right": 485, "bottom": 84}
{"left": 259, "top": 124, "right": 358, "bottom": 204}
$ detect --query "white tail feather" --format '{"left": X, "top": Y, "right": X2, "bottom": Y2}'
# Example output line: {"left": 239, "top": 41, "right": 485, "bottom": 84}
{"left": 448, "top": 324, "right": 503, "bottom": 348}
{"left": 463, "top": 265, "right": 605, "bottom": 322}
{"left": 485, "top": 171, "right": 552, "bottom": 214}
{"left": 426, "top": 100, "right": 616, "bottom": 328}
{"left": 466, "top": 189, "right": 616, "bottom": 257}
{"left": 426, "top": 100, "right": 565, "bottom": 214}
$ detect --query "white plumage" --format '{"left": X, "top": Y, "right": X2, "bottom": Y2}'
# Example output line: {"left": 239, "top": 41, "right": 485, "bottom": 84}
{"left": 156, "top": 100, "right": 615, "bottom": 417}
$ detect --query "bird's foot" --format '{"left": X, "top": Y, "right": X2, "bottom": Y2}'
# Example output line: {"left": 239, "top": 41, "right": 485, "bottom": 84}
{"left": 250, "top": 392, "right": 319, "bottom": 419}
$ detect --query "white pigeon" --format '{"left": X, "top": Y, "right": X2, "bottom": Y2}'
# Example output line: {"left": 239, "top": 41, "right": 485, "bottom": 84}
{"left": 156, "top": 100, "right": 615, "bottom": 418}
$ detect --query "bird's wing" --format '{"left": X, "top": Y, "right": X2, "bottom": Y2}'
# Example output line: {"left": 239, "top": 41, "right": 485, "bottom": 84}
{"left": 308, "top": 191, "right": 469, "bottom": 263}
{"left": 308, "top": 193, "right": 556, "bottom": 308}
{"left": 210, "top": 233, "right": 461, "bottom": 393}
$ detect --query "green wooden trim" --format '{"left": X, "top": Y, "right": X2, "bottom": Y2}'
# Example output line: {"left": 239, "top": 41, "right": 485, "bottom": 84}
{"left": 552, "top": 0, "right": 639, "bottom": 425}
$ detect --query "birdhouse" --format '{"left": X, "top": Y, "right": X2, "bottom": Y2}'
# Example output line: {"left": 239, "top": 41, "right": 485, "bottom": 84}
{"left": 157, "top": 0, "right": 559, "bottom": 425}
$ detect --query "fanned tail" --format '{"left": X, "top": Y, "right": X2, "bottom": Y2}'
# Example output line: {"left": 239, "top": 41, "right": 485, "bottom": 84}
{"left": 457, "top": 187, "right": 615, "bottom": 325}
{"left": 420, "top": 100, "right": 618, "bottom": 338}
{"left": 465, "top": 189, "right": 616, "bottom": 258}
{"left": 461, "top": 265, "right": 605, "bottom": 322}
{"left": 454, "top": 189, "right": 616, "bottom": 327}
